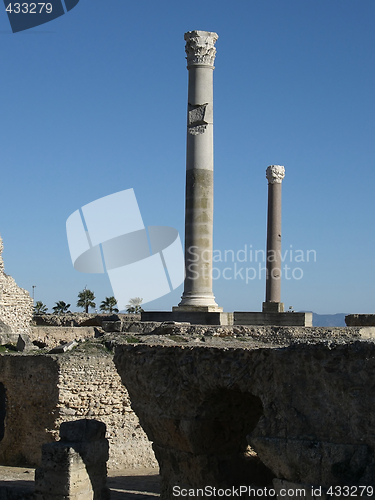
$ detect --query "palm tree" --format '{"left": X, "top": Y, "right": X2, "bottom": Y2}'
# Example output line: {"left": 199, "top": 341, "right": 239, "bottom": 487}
{"left": 52, "top": 301, "right": 71, "bottom": 314}
{"left": 100, "top": 296, "right": 119, "bottom": 313}
{"left": 77, "top": 288, "right": 96, "bottom": 313}
{"left": 126, "top": 297, "right": 144, "bottom": 314}
{"left": 34, "top": 301, "right": 48, "bottom": 314}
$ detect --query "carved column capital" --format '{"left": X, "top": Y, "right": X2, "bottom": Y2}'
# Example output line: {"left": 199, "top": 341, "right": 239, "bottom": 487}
{"left": 266, "top": 165, "right": 285, "bottom": 184}
{"left": 184, "top": 30, "right": 218, "bottom": 67}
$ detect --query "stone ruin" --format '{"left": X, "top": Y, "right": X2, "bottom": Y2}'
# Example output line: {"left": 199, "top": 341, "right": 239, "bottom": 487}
{"left": 0, "top": 235, "right": 33, "bottom": 339}
{"left": 35, "top": 419, "right": 110, "bottom": 500}
{"left": 113, "top": 328, "right": 375, "bottom": 497}
{"left": 0, "top": 345, "right": 157, "bottom": 470}
{"left": 2, "top": 29, "right": 375, "bottom": 500}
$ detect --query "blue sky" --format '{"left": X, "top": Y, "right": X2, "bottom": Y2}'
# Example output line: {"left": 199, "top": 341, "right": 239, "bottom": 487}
{"left": 0, "top": 0, "right": 374, "bottom": 314}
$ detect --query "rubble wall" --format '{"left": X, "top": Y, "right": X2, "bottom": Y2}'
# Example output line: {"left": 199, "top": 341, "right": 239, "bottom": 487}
{"left": 30, "top": 326, "right": 99, "bottom": 348}
{"left": 0, "top": 353, "right": 156, "bottom": 469}
{"left": 56, "top": 354, "right": 157, "bottom": 469}
{"left": 0, "top": 236, "right": 33, "bottom": 336}
{"left": 0, "top": 355, "right": 59, "bottom": 466}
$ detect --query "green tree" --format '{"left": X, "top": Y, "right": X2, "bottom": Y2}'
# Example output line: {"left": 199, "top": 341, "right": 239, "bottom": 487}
{"left": 126, "top": 297, "right": 144, "bottom": 314}
{"left": 34, "top": 301, "right": 48, "bottom": 314}
{"left": 100, "top": 296, "right": 119, "bottom": 313}
{"left": 52, "top": 301, "right": 71, "bottom": 314}
{"left": 77, "top": 288, "right": 96, "bottom": 313}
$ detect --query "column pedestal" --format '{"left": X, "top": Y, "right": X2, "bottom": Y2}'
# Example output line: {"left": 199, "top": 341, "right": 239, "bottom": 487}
{"left": 262, "top": 301, "right": 284, "bottom": 313}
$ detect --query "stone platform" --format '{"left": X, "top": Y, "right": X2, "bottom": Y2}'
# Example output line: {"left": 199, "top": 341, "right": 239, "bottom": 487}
{"left": 141, "top": 311, "right": 233, "bottom": 325}
{"left": 142, "top": 311, "right": 312, "bottom": 326}
{"left": 113, "top": 326, "right": 375, "bottom": 498}
{"left": 345, "top": 314, "right": 375, "bottom": 326}
{"left": 233, "top": 311, "right": 312, "bottom": 326}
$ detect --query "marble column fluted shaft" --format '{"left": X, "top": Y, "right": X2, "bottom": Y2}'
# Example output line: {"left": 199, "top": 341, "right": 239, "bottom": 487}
{"left": 177, "top": 30, "right": 220, "bottom": 310}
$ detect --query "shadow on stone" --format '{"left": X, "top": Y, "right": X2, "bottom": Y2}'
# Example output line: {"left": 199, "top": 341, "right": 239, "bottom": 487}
{"left": 152, "top": 389, "right": 275, "bottom": 493}
{"left": 0, "top": 383, "right": 5, "bottom": 442}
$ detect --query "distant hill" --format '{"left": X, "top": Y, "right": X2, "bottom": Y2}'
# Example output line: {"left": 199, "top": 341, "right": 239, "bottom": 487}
{"left": 303, "top": 313, "right": 347, "bottom": 327}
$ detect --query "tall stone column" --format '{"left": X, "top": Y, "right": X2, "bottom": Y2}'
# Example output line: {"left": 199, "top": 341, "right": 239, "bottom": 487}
{"left": 263, "top": 165, "right": 285, "bottom": 313}
{"left": 176, "top": 30, "right": 222, "bottom": 311}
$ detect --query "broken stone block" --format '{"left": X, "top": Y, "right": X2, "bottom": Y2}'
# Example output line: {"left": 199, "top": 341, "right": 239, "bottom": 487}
{"left": 101, "top": 320, "right": 122, "bottom": 332}
{"left": 35, "top": 444, "right": 94, "bottom": 499}
{"left": 35, "top": 419, "right": 110, "bottom": 500}
{"left": 16, "top": 334, "right": 35, "bottom": 352}
{"left": 49, "top": 340, "right": 78, "bottom": 354}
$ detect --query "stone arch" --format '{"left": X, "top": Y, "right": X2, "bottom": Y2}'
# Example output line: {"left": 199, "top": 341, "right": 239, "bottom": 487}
{"left": 194, "top": 388, "right": 274, "bottom": 486}
{"left": 195, "top": 388, "right": 263, "bottom": 452}
{"left": 152, "top": 388, "right": 275, "bottom": 488}
{"left": 0, "top": 382, "right": 6, "bottom": 441}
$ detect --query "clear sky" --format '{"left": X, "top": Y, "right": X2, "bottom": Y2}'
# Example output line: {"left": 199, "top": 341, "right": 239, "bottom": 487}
{"left": 0, "top": 0, "right": 374, "bottom": 315}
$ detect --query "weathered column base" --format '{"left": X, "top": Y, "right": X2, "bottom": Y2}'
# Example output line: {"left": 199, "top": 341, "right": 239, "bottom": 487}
{"left": 262, "top": 301, "right": 284, "bottom": 313}
{"left": 177, "top": 292, "right": 221, "bottom": 310}
{"left": 172, "top": 305, "right": 223, "bottom": 313}
{"left": 234, "top": 311, "right": 313, "bottom": 326}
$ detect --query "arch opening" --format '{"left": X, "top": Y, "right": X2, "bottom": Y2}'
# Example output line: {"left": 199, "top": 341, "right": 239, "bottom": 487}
{"left": 195, "top": 388, "right": 275, "bottom": 487}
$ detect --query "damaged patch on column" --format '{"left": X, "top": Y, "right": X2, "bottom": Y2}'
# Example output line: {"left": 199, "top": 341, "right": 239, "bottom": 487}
{"left": 188, "top": 103, "right": 208, "bottom": 135}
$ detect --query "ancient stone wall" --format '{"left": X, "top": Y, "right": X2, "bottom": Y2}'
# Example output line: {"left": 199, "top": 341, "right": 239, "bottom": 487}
{"left": 32, "top": 313, "right": 141, "bottom": 327}
{"left": 0, "top": 355, "right": 59, "bottom": 466}
{"left": 30, "top": 326, "right": 99, "bottom": 348}
{"left": 0, "top": 236, "right": 33, "bottom": 335}
{"left": 114, "top": 330, "right": 375, "bottom": 496}
{"left": 56, "top": 354, "right": 157, "bottom": 469}
{"left": 0, "top": 352, "right": 156, "bottom": 470}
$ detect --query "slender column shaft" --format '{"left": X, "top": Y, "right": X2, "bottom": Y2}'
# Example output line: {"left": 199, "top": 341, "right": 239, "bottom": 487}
{"left": 264, "top": 165, "right": 285, "bottom": 310}
{"left": 177, "top": 30, "right": 220, "bottom": 310}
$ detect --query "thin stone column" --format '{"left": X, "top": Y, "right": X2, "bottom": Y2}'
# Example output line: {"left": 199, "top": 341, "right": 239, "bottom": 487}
{"left": 263, "top": 165, "right": 285, "bottom": 313}
{"left": 176, "top": 30, "right": 221, "bottom": 311}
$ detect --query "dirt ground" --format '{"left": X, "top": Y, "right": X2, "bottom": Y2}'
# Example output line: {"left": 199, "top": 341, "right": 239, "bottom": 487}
{"left": 0, "top": 466, "right": 160, "bottom": 499}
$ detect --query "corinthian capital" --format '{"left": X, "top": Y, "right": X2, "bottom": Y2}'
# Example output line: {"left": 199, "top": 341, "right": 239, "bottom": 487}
{"left": 184, "top": 30, "right": 218, "bottom": 67}
{"left": 266, "top": 165, "right": 285, "bottom": 184}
